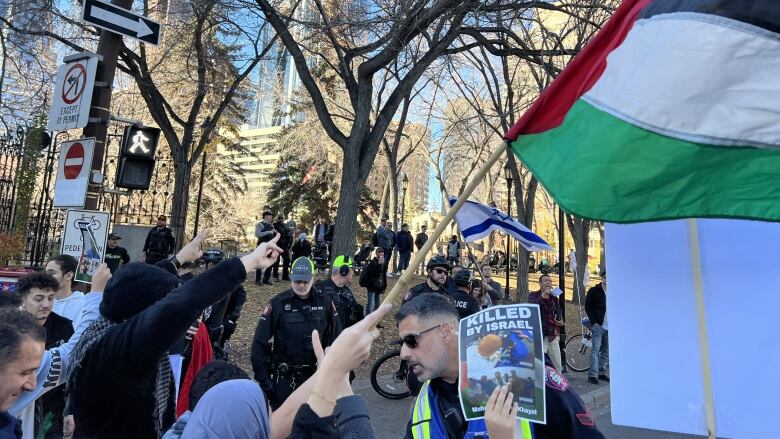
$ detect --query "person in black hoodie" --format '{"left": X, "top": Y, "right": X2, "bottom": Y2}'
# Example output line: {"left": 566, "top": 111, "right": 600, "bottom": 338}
{"left": 143, "top": 216, "right": 176, "bottom": 265}
{"left": 585, "top": 272, "right": 609, "bottom": 385}
{"left": 67, "top": 231, "right": 282, "bottom": 439}
{"left": 395, "top": 224, "right": 414, "bottom": 275}
{"left": 14, "top": 272, "right": 73, "bottom": 439}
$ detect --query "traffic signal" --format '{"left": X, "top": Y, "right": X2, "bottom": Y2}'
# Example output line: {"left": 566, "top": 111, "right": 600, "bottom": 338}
{"left": 116, "top": 125, "right": 160, "bottom": 190}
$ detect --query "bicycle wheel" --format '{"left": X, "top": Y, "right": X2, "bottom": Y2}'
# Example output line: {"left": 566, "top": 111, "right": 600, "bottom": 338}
{"left": 564, "top": 333, "right": 592, "bottom": 372}
{"left": 370, "top": 350, "right": 411, "bottom": 400}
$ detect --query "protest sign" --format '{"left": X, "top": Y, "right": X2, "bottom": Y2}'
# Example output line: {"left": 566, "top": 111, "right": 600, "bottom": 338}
{"left": 74, "top": 220, "right": 103, "bottom": 283}
{"left": 458, "top": 304, "right": 546, "bottom": 424}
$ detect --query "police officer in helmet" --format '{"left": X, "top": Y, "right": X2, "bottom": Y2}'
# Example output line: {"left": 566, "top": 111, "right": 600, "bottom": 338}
{"left": 315, "top": 254, "right": 364, "bottom": 330}
{"left": 402, "top": 255, "right": 455, "bottom": 305}
{"left": 250, "top": 257, "right": 342, "bottom": 409}
{"left": 450, "top": 269, "right": 482, "bottom": 319}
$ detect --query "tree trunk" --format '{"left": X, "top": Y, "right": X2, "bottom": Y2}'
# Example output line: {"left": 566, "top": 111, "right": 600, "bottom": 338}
{"left": 597, "top": 222, "right": 606, "bottom": 274}
{"left": 379, "top": 176, "right": 391, "bottom": 219}
{"left": 566, "top": 215, "right": 590, "bottom": 306}
{"left": 169, "top": 156, "right": 193, "bottom": 250}
{"left": 331, "top": 150, "right": 364, "bottom": 261}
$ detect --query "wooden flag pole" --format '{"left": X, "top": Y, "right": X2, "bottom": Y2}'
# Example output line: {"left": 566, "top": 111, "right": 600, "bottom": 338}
{"left": 382, "top": 141, "right": 509, "bottom": 306}
{"left": 687, "top": 219, "right": 717, "bottom": 439}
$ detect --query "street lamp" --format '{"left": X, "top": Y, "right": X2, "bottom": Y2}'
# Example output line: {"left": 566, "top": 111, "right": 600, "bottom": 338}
{"left": 400, "top": 173, "right": 409, "bottom": 227}
{"left": 503, "top": 162, "right": 513, "bottom": 300}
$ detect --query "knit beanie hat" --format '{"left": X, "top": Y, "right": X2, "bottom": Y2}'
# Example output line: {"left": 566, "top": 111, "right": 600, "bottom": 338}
{"left": 100, "top": 262, "right": 182, "bottom": 322}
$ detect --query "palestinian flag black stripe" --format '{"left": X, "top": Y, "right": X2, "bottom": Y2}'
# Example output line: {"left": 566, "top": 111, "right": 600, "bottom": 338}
{"left": 639, "top": 0, "right": 780, "bottom": 34}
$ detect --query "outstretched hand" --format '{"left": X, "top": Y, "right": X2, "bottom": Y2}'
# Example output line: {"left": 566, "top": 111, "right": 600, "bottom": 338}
{"left": 241, "top": 233, "right": 282, "bottom": 272}
{"left": 176, "top": 230, "right": 210, "bottom": 264}
{"left": 318, "top": 303, "right": 392, "bottom": 375}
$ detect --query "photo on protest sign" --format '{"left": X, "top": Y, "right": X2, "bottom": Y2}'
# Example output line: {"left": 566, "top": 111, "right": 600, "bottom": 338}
{"left": 458, "top": 304, "right": 545, "bottom": 424}
{"left": 74, "top": 220, "right": 103, "bottom": 284}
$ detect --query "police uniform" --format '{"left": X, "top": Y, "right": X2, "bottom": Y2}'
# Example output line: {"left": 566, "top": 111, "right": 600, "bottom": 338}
{"left": 403, "top": 282, "right": 480, "bottom": 319}
{"left": 316, "top": 278, "right": 363, "bottom": 329}
{"left": 250, "top": 286, "right": 342, "bottom": 409}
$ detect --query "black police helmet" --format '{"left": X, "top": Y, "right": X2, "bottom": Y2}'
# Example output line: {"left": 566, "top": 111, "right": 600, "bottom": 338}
{"left": 201, "top": 248, "right": 226, "bottom": 265}
{"left": 453, "top": 269, "right": 473, "bottom": 287}
{"left": 426, "top": 255, "right": 450, "bottom": 271}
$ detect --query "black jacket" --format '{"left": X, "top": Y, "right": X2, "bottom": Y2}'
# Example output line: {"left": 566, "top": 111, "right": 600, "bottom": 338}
{"left": 397, "top": 230, "right": 414, "bottom": 253}
{"left": 585, "top": 283, "right": 606, "bottom": 326}
{"left": 143, "top": 226, "right": 176, "bottom": 256}
{"left": 70, "top": 258, "right": 247, "bottom": 439}
{"left": 359, "top": 258, "right": 387, "bottom": 293}
{"left": 274, "top": 220, "right": 293, "bottom": 250}
{"left": 250, "top": 288, "right": 342, "bottom": 392}
{"left": 316, "top": 279, "right": 364, "bottom": 329}
{"left": 292, "top": 239, "right": 312, "bottom": 260}
{"left": 39, "top": 313, "right": 74, "bottom": 438}
{"left": 105, "top": 246, "right": 130, "bottom": 274}
{"left": 414, "top": 232, "right": 428, "bottom": 250}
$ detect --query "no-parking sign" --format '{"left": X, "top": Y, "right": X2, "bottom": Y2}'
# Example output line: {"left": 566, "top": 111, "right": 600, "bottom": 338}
{"left": 48, "top": 54, "right": 99, "bottom": 131}
{"left": 54, "top": 138, "right": 95, "bottom": 208}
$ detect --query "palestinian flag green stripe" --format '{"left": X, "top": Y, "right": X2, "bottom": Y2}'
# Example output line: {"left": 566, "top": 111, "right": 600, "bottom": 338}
{"left": 511, "top": 100, "right": 780, "bottom": 223}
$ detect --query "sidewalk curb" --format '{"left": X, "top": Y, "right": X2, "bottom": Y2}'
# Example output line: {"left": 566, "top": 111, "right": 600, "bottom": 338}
{"left": 580, "top": 384, "right": 610, "bottom": 407}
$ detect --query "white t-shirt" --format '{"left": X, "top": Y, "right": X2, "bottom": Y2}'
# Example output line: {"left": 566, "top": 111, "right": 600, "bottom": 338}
{"left": 53, "top": 290, "right": 85, "bottom": 327}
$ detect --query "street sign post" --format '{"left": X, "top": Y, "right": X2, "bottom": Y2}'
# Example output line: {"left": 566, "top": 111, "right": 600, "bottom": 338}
{"left": 53, "top": 138, "right": 96, "bottom": 208}
{"left": 48, "top": 55, "right": 99, "bottom": 131}
{"left": 61, "top": 209, "right": 110, "bottom": 284}
{"left": 82, "top": 0, "right": 161, "bottom": 46}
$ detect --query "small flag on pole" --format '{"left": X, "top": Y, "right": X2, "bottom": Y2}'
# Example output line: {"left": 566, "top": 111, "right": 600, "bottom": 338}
{"left": 448, "top": 197, "right": 552, "bottom": 252}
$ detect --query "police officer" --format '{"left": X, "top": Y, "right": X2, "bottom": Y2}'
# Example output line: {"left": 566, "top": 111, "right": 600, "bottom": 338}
{"left": 450, "top": 269, "right": 483, "bottom": 319}
{"left": 316, "top": 255, "right": 364, "bottom": 329}
{"left": 251, "top": 257, "right": 342, "bottom": 409}
{"left": 402, "top": 256, "right": 456, "bottom": 305}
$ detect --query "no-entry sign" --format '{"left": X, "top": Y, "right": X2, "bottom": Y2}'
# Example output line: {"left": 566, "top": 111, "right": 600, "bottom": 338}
{"left": 48, "top": 54, "right": 98, "bottom": 131}
{"left": 54, "top": 138, "right": 95, "bottom": 208}
{"left": 64, "top": 142, "right": 85, "bottom": 179}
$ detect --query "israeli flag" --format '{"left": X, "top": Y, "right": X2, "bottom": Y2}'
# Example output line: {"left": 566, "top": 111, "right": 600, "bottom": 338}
{"left": 448, "top": 197, "right": 552, "bottom": 252}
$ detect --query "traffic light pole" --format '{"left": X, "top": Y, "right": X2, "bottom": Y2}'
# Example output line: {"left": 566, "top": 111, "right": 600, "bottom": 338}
{"left": 82, "top": 0, "right": 133, "bottom": 210}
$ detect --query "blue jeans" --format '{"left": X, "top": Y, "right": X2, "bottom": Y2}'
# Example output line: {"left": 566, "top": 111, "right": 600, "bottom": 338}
{"left": 398, "top": 252, "right": 411, "bottom": 272}
{"left": 367, "top": 291, "right": 381, "bottom": 314}
{"left": 589, "top": 324, "right": 609, "bottom": 377}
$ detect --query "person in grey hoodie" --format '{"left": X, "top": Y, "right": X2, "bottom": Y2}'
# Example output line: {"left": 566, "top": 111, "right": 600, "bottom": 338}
{"left": 376, "top": 219, "right": 395, "bottom": 276}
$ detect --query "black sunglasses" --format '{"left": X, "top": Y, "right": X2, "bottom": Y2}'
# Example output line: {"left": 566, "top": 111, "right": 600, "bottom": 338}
{"left": 431, "top": 268, "right": 448, "bottom": 275}
{"left": 399, "top": 324, "right": 443, "bottom": 349}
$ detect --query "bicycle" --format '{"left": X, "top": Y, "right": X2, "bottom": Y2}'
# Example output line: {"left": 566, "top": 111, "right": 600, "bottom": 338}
{"left": 370, "top": 349, "right": 412, "bottom": 400}
{"left": 563, "top": 316, "right": 592, "bottom": 372}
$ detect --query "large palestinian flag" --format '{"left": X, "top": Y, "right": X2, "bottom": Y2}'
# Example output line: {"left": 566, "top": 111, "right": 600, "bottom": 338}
{"left": 505, "top": 0, "right": 780, "bottom": 222}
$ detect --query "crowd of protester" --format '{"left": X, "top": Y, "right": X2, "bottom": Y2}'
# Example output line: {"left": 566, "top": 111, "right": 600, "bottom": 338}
{"left": 0, "top": 211, "right": 607, "bottom": 439}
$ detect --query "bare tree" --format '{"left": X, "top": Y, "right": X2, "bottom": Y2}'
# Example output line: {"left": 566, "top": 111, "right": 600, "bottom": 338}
{"left": 253, "top": 0, "right": 601, "bottom": 258}
{"left": 2, "top": 0, "right": 279, "bottom": 245}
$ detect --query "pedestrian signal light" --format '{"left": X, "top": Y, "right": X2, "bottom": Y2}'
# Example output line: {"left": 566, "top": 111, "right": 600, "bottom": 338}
{"left": 116, "top": 125, "right": 160, "bottom": 190}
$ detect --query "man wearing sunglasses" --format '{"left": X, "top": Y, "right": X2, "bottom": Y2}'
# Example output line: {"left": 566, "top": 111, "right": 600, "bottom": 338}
{"left": 250, "top": 257, "right": 342, "bottom": 410}
{"left": 402, "top": 256, "right": 457, "bottom": 306}
{"left": 398, "top": 294, "right": 605, "bottom": 439}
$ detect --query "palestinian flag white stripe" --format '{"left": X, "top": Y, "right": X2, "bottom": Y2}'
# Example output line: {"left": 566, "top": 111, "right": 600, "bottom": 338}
{"left": 584, "top": 13, "right": 780, "bottom": 149}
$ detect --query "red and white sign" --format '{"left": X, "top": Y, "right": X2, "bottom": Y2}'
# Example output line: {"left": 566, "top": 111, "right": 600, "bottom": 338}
{"left": 54, "top": 138, "right": 95, "bottom": 208}
{"left": 64, "top": 142, "right": 85, "bottom": 179}
{"left": 48, "top": 54, "right": 98, "bottom": 131}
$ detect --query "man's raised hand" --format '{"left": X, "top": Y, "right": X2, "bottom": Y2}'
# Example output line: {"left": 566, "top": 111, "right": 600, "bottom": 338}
{"left": 241, "top": 233, "right": 282, "bottom": 272}
{"left": 90, "top": 263, "right": 111, "bottom": 292}
{"left": 176, "top": 229, "right": 210, "bottom": 264}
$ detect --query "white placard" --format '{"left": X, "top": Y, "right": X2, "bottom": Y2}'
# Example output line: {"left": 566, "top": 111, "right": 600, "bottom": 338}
{"left": 606, "top": 219, "right": 780, "bottom": 438}
{"left": 48, "top": 56, "right": 98, "bottom": 131}
{"left": 53, "top": 138, "right": 95, "bottom": 208}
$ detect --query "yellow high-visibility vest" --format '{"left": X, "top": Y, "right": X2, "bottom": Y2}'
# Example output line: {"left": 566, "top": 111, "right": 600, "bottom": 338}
{"left": 410, "top": 381, "right": 533, "bottom": 438}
